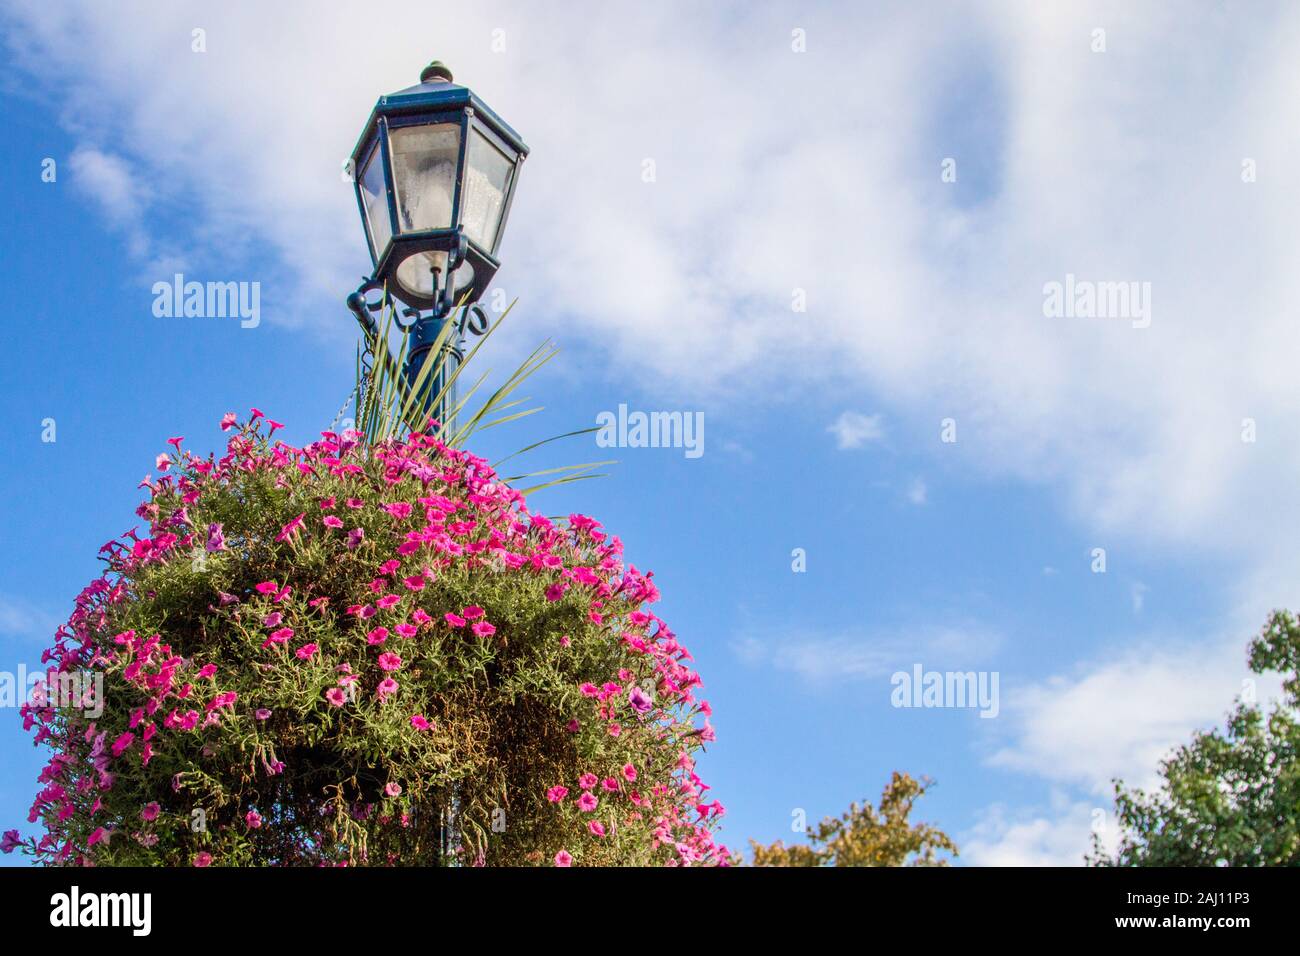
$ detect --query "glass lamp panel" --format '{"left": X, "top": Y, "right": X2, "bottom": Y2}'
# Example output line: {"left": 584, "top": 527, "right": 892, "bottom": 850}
{"left": 389, "top": 123, "right": 461, "bottom": 234}
{"left": 394, "top": 250, "right": 476, "bottom": 301}
{"left": 358, "top": 147, "right": 392, "bottom": 259}
{"left": 460, "top": 128, "right": 515, "bottom": 250}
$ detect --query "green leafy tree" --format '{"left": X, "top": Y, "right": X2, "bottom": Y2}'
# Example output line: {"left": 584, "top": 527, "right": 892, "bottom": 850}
{"left": 1089, "top": 610, "right": 1300, "bottom": 866}
{"left": 750, "top": 772, "right": 956, "bottom": 867}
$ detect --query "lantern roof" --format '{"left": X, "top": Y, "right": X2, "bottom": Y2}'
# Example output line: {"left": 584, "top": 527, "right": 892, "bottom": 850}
{"left": 349, "top": 61, "right": 529, "bottom": 165}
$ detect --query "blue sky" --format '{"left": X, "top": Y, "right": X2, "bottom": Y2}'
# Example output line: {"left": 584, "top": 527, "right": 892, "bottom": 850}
{"left": 2, "top": 1, "right": 1297, "bottom": 865}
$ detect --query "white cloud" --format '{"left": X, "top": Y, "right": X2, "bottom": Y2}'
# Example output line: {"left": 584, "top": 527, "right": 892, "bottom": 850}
{"left": 827, "top": 411, "right": 885, "bottom": 450}
{"left": 734, "top": 625, "right": 1001, "bottom": 684}
{"left": 986, "top": 632, "right": 1277, "bottom": 796}
{"left": 5, "top": 0, "right": 1297, "bottom": 572}
{"left": 906, "top": 477, "right": 927, "bottom": 505}
{"left": 0, "top": 595, "right": 59, "bottom": 645}
{"left": 962, "top": 797, "right": 1106, "bottom": 867}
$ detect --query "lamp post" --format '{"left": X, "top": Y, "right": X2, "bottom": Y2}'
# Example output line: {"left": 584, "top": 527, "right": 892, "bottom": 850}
{"left": 346, "top": 60, "right": 528, "bottom": 431}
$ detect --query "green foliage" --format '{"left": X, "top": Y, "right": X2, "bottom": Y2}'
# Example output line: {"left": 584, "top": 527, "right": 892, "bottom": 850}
{"left": 350, "top": 294, "right": 610, "bottom": 493}
{"left": 14, "top": 415, "right": 728, "bottom": 867}
{"left": 749, "top": 772, "right": 956, "bottom": 867}
{"left": 1089, "top": 610, "right": 1300, "bottom": 866}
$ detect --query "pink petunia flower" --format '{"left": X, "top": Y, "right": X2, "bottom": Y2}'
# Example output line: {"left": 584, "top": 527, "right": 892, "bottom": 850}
{"left": 377, "top": 652, "right": 402, "bottom": 672}
{"left": 410, "top": 714, "right": 431, "bottom": 731}
{"left": 325, "top": 688, "right": 347, "bottom": 707}
{"left": 461, "top": 605, "right": 485, "bottom": 621}
{"left": 384, "top": 782, "right": 402, "bottom": 797}
{"left": 577, "top": 793, "right": 598, "bottom": 812}
{"left": 578, "top": 773, "right": 598, "bottom": 791}
{"left": 621, "top": 763, "right": 637, "bottom": 782}
{"left": 471, "top": 621, "right": 496, "bottom": 638}
{"left": 275, "top": 513, "right": 306, "bottom": 543}
{"left": 246, "top": 810, "right": 262, "bottom": 829}
{"left": 546, "top": 786, "right": 569, "bottom": 803}
{"left": 193, "top": 851, "right": 213, "bottom": 867}
{"left": 220, "top": 412, "right": 238, "bottom": 431}
{"left": 295, "top": 643, "right": 318, "bottom": 660}
{"left": 366, "top": 627, "right": 389, "bottom": 645}
{"left": 377, "top": 677, "right": 398, "bottom": 699}
{"left": 141, "top": 802, "right": 160, "bottom": 821}
{"left": 554, "top": 849, "right": 573, "bottom": 867}
{"left": 443, "top": 613, "right": 466, "bottom": 628}
{"left": 588, "top": 821, "right": 606, "bottom": 838}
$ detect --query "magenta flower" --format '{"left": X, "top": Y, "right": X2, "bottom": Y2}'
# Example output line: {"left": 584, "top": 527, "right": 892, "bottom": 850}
{"left": 402, "top": 575, "right": 425, "bottom": 591}
{"left": 377, "top": 652, "right": 402, "bottom": 672}
{"left": 601, "top": 777, "right": 620, "bottom": 793}
{"left": 111, "top": 732, "right": 135, "bottom": 757}
{"left": 295, "top": 643, "right": 319, "bottom": 660}
{"left": 554, "top": 849, "right": 573, "bottom": 867}
{"left": 588, "top": 821, "right": 606, "bottom": 838}
{"left": 366, "top": 626, "right": 389, "bottom": 645}
{"left": 384, "top": 782, "right": 402, "bottom": 798}
{"left": 245, "top": 810, "right": 262, "bottom": 829}
{"left": 325, "top": 688, "right": 347, "bottom": 707}
{"left": 141, "top": 802, "right": 160, "bottom": 821}
{"left": 577, "top": 793, "right": 598, "bottom": 813}
{"left": 471, "top": 621, "right": 496, "bottom": 638}
{"left": 0, "top": 830, "right": 20, "bottom": 854}
{"left": 275, "top": 513, "right": 306, "bottom": 543}
{"left": 323, "top": 515, "right": 343, "bottom": 529}
{"left": 263, "top": 627, "right": 293, "bottom": 648}
{"left": 193, "top": 851, "right": 213, "bottom": 867}
{"left": 255, "top": 708, "right": 272, "bottom": 720}
{"left": 621, "top": 763, "right": 637, "bottom": 782}
{"left": 462, "top": 605, "right": 485, "bottom": 620}
{"left": 628, "top": 686, "right": 653, "bottom": 714}
{"left": 546, "top": 786, "right": 569, "bottom": 803}
{"left": 444, "top": 612, "right": 466, "bottom": 628}
{"left": 346, "top": 527, "right": 365, "bottom": 550}
{"left": 376, "top": 677, "right": 398, "bottom": 699}
{"left": 220, "top": 412, "right": 237, "bottom": 431}
{"left": 410, "top": 714, "right": 431, "bottom": 731}
{"left": 578, "top": 773, "right": 598, "bottom": 790}
{"left": 206, "top": 523, "right": 226, "bottom": 552}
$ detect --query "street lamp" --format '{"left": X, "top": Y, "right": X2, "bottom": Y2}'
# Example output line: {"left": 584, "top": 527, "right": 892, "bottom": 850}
{"left": 346, "top": 59, "right": 528, "bottom": 426}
